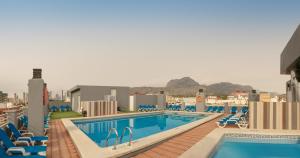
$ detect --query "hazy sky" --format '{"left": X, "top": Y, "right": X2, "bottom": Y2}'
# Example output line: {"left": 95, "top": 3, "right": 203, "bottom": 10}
{"left": 1, "top": 0, "right": 300, "bottom": 96}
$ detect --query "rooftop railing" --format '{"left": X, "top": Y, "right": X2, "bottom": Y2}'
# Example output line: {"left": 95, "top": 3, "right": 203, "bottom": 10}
{"left": 0, "top": 113, "right": 8, "bottom": 127}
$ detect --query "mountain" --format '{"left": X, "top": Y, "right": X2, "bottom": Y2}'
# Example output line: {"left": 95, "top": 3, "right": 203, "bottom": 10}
{"left": 166, "top": 77, "right": 200, "bottom": 88}
{"left": 206, "top": 82, "right": 253, "bottom": 96}
{"left": 130, "top": 77, "right": 253, "bottom": 97}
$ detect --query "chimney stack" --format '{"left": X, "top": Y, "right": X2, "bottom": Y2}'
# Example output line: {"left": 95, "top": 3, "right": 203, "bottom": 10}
{"left": 33, "top": 69, "right": 42, "bottom": 79}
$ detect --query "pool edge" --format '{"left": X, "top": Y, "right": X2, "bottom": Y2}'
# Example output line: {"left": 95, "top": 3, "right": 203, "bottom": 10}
{"left": 62, "top": 111, "right": 222, "bottom": 158}
{"left": 179, "top": 128, "right": 300, "bottom": 158}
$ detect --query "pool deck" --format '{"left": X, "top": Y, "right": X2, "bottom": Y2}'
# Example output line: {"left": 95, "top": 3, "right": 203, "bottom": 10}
{"left": 47, "top": 113, "right": 233, "bottom": 158}
{"left": 132, "top": 115, "right": 224, "bottom": 158}
{"left": 47, "top": 120, "right": 80, "bottom": 158}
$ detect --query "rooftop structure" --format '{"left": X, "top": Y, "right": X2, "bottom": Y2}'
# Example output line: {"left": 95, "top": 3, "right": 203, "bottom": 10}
{"left": 0, "top": 91, "right": 8, "bottom": 103}
{"left": 70, "top": 85, "right": 130, "bottom": 112}
{"left": 280, "top": 25, "right": 300, "bottom": 76}
{"left": 281, "top": 25, "right": 300, "bottom": 102}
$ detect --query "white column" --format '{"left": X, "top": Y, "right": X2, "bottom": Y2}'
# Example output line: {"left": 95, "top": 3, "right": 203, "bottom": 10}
{"left": 269, "top": 102, "right": 274, "bottom": 129}
{"left": 257, "top": 102, "right": 264, "bottom": 129}
{"left": 249, "top": 102, "right": 254, "bottom": 129}
{"left": 28, "top": 79, "right": 44, "bottom": 136}
{"left": 276, "top": 102, "right": 283, "bottom": 130}
{"left": 288, "top": 102, "right": 293, "bottom": 130}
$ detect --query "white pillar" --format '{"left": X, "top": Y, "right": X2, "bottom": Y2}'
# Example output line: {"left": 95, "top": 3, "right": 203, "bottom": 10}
{"left": 28, "top": 78, "right": 44, "bottom": 136}
{"left": 157, "top": 94, "right": 166, "bottom": 110}
{"left": 196, "top": 89, "right": 206, "bottom": 112}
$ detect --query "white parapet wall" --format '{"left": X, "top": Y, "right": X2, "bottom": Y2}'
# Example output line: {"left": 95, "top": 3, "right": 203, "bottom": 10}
{"left": 249, "top": 102, "right": 300, "bottom": 130}
{"left": 81, "top": 100, "right": 117, "bottom": 117}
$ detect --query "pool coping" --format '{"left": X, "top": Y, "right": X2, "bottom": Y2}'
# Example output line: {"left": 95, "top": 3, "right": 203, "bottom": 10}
{"left": 179, "top": 128, "right": 300, "bottom": 158}
{"left": 62, "top": 111, "right": 222, "bottom": 158}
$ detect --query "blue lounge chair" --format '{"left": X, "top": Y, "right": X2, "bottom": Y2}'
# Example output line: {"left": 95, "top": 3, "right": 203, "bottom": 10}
{"left": 137, "top": 104, "right": 145, "bottom": 111}
{"left": 19, "top": 116, "right": 28, "bottom": 129}
{"left": 241, "top": 106, "right": 248, "bottom": 114}
{"left": 0, "top": 147, "right": 46, "bottom": 158}
{"left": 216, "top": 106, "right": 224, "bottom": 113}
{"left": 216, "top": 114, "right": 248, "bottom": 128}
{"left": 211, "top": 106, "right": 218, "bottom": 112}
{"left": 230, "top": 106, "right": 238, "bottom": 114}
{"left": 190, "top": 106, "right": 196, "bottom": 112}
{"left": 205, "top": 106, "right": 213, "bottom": 112}
{"left": 168, "top": 105, "right": 172, "bottom": 110}
{"left": 59, "top": 105, "right": 66, "bottom": 112}
{"left": 170, "top": 105, "right": 175, "bottom": 111}
{"left": 185, "top": 105, "right": 196, "bottom": 112}
{"left": 0, "top": 128, "right": 46, "bottom": 155}
{"left": 184, "top": 106, "right": 191, "bottom": 112}
{"left": 49, "top": 106, "right": 58, "bottom": 112}
{"left": 65, "top": 105, "right": 72, "bottom": 111}
{"left": 151, "top": 105, "right": 157, "bottom": 111}
{"left": 18, "top": 116, "right": 49, "bottom": 135}
{"left": 173, "top": 105, "right": 181, "bottom": 111}
{"left": 7, "top": 123, "right": 48, "bottom": 145}
{"left": 143, "top": 105, "right": 149, "bottom": 112}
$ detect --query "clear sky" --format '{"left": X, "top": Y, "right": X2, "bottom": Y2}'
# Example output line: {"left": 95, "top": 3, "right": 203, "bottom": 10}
{"left": 1, "top": 0, "right": 300, "bottom": 96}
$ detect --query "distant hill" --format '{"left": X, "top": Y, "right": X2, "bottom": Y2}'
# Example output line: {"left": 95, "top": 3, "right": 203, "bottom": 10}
{"left": 166, "top": 77, "right": 200, "bottom": 88}
{"left": 206, "top": 82, "right": 253, "bottom": 96}
{"left": 130, "top": 77, "right": 253, "bottom": 97}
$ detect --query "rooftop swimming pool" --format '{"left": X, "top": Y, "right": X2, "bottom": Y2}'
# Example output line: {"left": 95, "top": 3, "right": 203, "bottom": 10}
{"left": 212, "top": 134, "right": 300, "bottom": 158}
{"left": 73, "top": 112, "right": 207, "bottom": 147}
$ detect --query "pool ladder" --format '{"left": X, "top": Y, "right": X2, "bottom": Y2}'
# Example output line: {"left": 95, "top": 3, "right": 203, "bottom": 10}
{"left": 105, "top": 127, "right": 133, "bottom": 150}
{"left": 105, "top": 128, "right": 119, "bottom": 150}
{"left": 120, "top": 127, "right": 133, "bottom": 146}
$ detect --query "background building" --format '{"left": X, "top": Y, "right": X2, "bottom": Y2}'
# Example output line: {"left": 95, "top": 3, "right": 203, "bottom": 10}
{"left": 0, "top": 91, "right": 8, "bottom": 103}
{"left": 281, "top": 24, "right": 300, "bottom": 102}
{"left": 70, "top": 85, "right": 130, "bottom": 112}
{"left": 259, "top": 92, "right": 271, "bottom": 102}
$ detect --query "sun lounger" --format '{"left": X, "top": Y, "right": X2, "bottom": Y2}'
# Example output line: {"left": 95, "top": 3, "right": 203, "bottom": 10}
{"left": 241, "top": 106, "right": 248, "bottom": 114}
{"left": 211, "top": 106, "right": 218, "bottom": 113}
{"left": 216, "top": 114, "right": 248, "bottom": 129}
{"left": 49, "top": 106, "right": 58, "bottom": 112}
{"left": 0, "top": 129, "right": 46, "bottom": 156}
{"left": 0, "top": 147, "right": 46, "bottom": 158}
{"left": 7, "top": 123, "right": 48, "bottom": 145}
{"left": 230, "top": 106, "right": 238, "bottom": 114}
{"left": 205, "top": 106, "right": 213, "bottom": 112}
{"left": 216, "top": 106, "right": 224, "bottom": 113}
{"left": 184, "top": 105, "right": 196, "bottom": 112}
{"left": 18, "top": 116, "right": 49, "bottom": 135}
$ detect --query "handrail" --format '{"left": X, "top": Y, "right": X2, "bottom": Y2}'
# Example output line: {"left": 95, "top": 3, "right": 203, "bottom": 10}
{"left": 120, "top": 127, "right": 133, "bottom": 146}
{"left": 105, "top": 128, "right": 119, "bottom": 150}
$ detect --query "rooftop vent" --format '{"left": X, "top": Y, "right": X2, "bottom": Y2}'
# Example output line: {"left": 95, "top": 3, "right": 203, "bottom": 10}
{"left": 33, "top": 69, "right": 42, "bottom": 79}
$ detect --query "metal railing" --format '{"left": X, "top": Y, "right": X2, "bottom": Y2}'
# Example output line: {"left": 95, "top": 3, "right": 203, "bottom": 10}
{"left": 16, "top": 106, "right": 25, "bottom": 118}
{"left": 120, "top": 127, "right": 133, "bottom": 146}
{"left": 105, "top": 128, "right": 119, "bottom": 150}
{"left": 0, "top": 113, "right": 8, "bottom": 127}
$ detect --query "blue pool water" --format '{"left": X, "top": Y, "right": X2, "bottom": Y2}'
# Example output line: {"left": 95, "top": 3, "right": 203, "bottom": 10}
{"left": 212, "top": 136, "right": 300, "bottom": 158}
{"left": 73, "top": 113, "right": 207, "bottom": 147}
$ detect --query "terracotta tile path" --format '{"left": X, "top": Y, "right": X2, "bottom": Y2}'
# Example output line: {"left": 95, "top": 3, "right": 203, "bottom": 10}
{"left": 47, "top": 120, "right": 80, "bottom": 158}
